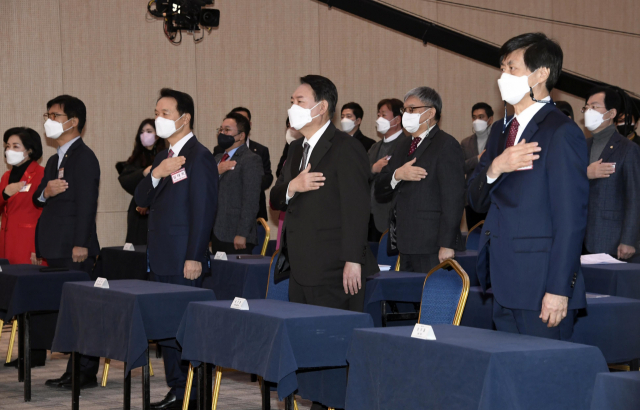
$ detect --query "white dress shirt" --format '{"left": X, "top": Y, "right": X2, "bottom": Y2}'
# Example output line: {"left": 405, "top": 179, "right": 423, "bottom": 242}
{"left": 390, "top": 124, "right": 437, "bottom": 189}
{"left": 38, "top": 136, "right": 82, "bottom": 203}
{"left": 487, "top": 97, "right": 550, "bottom": 184}
{"left": 384, "top": 129, "right": 403, "bottom": 144}
{"left": 285, "top": 120, "right": 331, "bottom": 203}
{"left": 151, "top": 132, "right": 194, "bottom": 188}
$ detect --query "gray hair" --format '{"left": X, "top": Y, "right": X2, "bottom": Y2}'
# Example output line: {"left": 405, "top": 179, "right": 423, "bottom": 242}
{"left": 404, "top": 86, "right": 442, "bottom": 121}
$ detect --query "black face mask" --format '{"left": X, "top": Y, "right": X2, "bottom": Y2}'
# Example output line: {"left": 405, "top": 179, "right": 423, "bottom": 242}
{"left": 217, "top": 133, "right": 239, "bottom": 150}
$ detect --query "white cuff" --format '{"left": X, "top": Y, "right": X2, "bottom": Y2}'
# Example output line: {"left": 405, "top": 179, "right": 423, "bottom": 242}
{"left": 285, "top": 182, "right": 292, "bottom": 204}
{"left": 151, "top": 175, "right": 161, "bottom": 188}
{"left": 486, "top": 175, "right": 497, "bottom": 184}
{"left": 390, "top": 170, "right": 400, "bottom": 189}
{"left": 38, "top": 191, "right": 47, "bottom": 203}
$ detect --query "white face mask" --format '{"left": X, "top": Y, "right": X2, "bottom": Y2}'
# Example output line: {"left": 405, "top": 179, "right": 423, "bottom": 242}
{"left": 288, "top": 102, "right": 321, "bottom": 131}
{"left": 44, "top": 118, "right": 73, "bottom": 139}
{"left": 402, "top": 110, "right": 430, "bottom": 134}
{"left": 497, "top": 70, "right": 538, "bottom": 105}
{"left": 585, "top": 109, "right": 611, "bottom": 132}
{"left": 285, "top": 129, "right": 296, "bottom": 145}
{"left": 472, "top": 119, "right": 488, "bottom": 133}
{"left": 5, "top": 150, "right": 25, "bottom": 166}
{"left": 376, "top": 116, "right": 398, "bottom": 134}
{"left": 155, "top": 114, "right": 185, "bottom": 139}
{"left": 341, "top": 118, "right": 356, "bottom": 133}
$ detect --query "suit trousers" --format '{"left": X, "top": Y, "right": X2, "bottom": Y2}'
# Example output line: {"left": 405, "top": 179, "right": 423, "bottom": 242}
{"left": 149, "top": 272, "right": 203, "bottom": 400}
{"left": 492, "top": 298, "right": 577, "bottom": 341}
{"left": 399, "top": 253, "right": 440, "bottom": 274}
{"left": 46, "top": 257, "right": 101, "bottom": 377}
{"left": 288, "top": 275, "right": 366, "bottom": 313}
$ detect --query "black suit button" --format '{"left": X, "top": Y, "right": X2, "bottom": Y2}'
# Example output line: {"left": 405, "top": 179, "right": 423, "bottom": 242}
{"left": 485, "top": 231, "right": 490, "bottom": 236}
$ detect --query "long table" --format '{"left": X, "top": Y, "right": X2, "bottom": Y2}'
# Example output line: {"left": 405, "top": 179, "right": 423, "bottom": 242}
{"left": 202, "top": 256, "right": 271, "bottom": 300}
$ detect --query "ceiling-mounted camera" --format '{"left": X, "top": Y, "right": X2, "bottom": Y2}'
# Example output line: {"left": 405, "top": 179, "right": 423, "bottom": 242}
{"left": 148, "top": 0, "right": 220, "bottom": 44}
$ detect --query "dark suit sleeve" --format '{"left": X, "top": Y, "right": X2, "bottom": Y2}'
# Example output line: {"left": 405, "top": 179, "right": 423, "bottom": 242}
{"left": 134, "top": 155, "right": 164, "bottom": 208}
{"left": 338, "top": 138, "right": 372, "bottom": 264}
{"left": 374, "top": 145, "right": 406, "bottom": 203}
{"left": 620, "top": 145, "right": 640, "bottom": 246}
{"left": 33, "top": 158, "right": 54, "bottom": 208}
{"left": 276, "top": 144, "right": 288, "bottom": 178}
{"left": 467, "top": 127, "right": 501, "bottom": 213}
{"left": 545, "top": 123, "right": 589, "bottom": 297}
{"left": 186, "top": 150, "right": 218, "bottom": 261}
{"left": 259, "top": 146, "right": 274, "bottom": 192}
{"left": 464, "top": 153, "right": 479, "bottom": 175}
{"left": 437, "top": 139, "right": 466, "bottom": 249}
{"left": 118, "top": 163, "right": 144, "bottom": 196}
{"left": 270, "top": 144, "right": 296, "bottom": 211}
{"left": 238, "top": 154, "right": 263, "bottom": 239}
{"left": 73, "top": 152, "right": 100, "bottom": 249}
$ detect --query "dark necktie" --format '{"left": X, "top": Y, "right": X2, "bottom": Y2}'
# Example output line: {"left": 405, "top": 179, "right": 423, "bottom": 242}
{"left": 506, "top": 118, "right": 520, "bottom": 148}
{"left": 408, "top": 137, "right": 422, "bottom": 156}
{"left": 300, "top": 142, "right": 310, "bottom": 171}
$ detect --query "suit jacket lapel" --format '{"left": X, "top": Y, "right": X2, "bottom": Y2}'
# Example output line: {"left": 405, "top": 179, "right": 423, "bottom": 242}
{"left": 58, "top": 138, "right": 84, "bottom": 170}
{"left": 155, "top": 136, "right": 197, "bottom": 196}
{"left": 410, "top": 125, "right": 439, "bottom": 160}
{"left": 308, "top": 124, "right": 336, "bottom": 173}
{"left": 290, "top": 141, "right": 304, "bottom": 179}
{"left": 219, "top": 144, "right": 246, "bottom": 181}
{"left": 600, "top": 133, "right": 622, "bottom": 162}
{"left": 22, "top": 161, "right": 39, "bottom": 186}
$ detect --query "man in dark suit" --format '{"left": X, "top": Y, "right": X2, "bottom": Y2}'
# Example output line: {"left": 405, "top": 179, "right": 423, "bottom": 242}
{"left": 271, "top": 75, "right": 378, "bottom": 312}
{"left": 582, "top": 86, "right": 640, "bottom": 260}
{"left": 340, "top": 102, "right": 375, "bottom": 152}
{"left": 376, "top": 87, "right": 466, "bottom": 273}
{"left": 33, "top": 95, "right": 101, "bottom": 390}
{"left": 460, "top": 103, "right": 494, "bottom": 230}
{"left": 135, "top": 88, "right": 218, "bottom": 410}
{"left": 468, "top": 33, "right": 588, "bottom": 341}
{"left": 212, "top": 112, "right": 263, "bottom": 255}
{"left": 214, "top": 107, "right": 273, "bottom": 221}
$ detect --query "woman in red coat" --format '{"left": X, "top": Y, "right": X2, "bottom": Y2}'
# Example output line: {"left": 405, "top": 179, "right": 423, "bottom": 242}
{"left": 0, "top": 127, "right": 45, "bottom": 265}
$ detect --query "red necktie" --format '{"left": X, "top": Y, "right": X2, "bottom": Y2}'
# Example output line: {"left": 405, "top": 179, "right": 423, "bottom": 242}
{"left": 408, "top": 137, "right": 422, "bottom": 156}
{"left": 506, "top": 118, "right": 520, "bottom": 148}
{"left": 220, "top": 153, "right": 229, "bottom": 163}
{"left": 168, "top": 149, "right": 174, "bottom": 158}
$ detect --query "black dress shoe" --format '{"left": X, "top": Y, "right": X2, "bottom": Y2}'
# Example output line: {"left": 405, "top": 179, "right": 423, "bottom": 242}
{"left": 5, "top": 350, "right": 47, "bottom": 368}
{"left": 150, "top": 392, "right": 179, "bottom": 410}
{"left": 45, "top": 372, "right": 72, "bottom": 387}
{"left": 62, "top": 373, "right": 98, "bottom": 390}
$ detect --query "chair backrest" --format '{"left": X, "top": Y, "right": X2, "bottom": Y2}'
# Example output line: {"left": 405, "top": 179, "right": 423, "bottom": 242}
{"left": 265, "top": 250, "right": 289, "bottom": 301}
{"left": 377, "top": 230, "right": 399, "bottom": 268}
{"left": 465, "top": 220, "right": 484, "bottom": 251}
{"left": 418, "top": 259, "right": 470, "bottom": 326}
{"left": 253, "top": 218, "right": 271, "bottom": 256}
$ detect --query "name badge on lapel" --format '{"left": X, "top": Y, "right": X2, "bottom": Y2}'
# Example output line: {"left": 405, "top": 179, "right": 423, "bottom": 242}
{"left": 58, "top": 168, "right": 64, "bottom": 179}
{"left": 171, "top": 168, "right": 187, "bottom": 184}
{"left": 19, "top": 183, "right": 31, "bottom": 193}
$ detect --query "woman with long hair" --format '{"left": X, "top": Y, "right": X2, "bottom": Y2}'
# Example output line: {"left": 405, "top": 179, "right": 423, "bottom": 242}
{"left": 116, "top": 119, "right": 166, "bottom": 245}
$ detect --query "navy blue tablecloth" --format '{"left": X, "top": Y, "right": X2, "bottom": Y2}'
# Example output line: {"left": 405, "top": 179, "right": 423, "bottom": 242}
{"left": 590, "top": 371, "right": 640, "bottom": 410}
{"left": 0, "top": 258, "right": 9, "bottom": 265}
{"left": 202, "top": 256, "right": 271, "bottom": 300}
{"left": 52, "top": 280, "right": 214, "bottom": 373}
{"left": 176, "top": 299, "right": 373, "bottom": 407}
{"left": 345, "top": 325, "right": 608, "bottom": 410}
{"left": 582, "top": 263, "right": 640, "bottom": 300}
{"left": 364, "top": 271, "right": 426, "bottom": 327}
{"left": 0, "top": 265, "right": 90, "bottom": 321}
{"left": 454, "top": 250, "right": 479, "bottom": 286}
{"left": 91, "top": 246, "right": 148, "bottom": 281}
{"left": 462, "top": 287, "right": 640, "bottom": 363}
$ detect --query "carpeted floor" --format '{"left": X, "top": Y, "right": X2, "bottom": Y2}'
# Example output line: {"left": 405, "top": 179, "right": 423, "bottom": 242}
{"left": 0, "top": 321, "right": 312, "bottom": 409}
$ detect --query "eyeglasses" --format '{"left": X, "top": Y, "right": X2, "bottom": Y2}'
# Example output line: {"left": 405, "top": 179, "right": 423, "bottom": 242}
{"left": 216, "top": 127, "right": 237, "bottom": 135}
{"left": 580, "top": 104, "right": 605, "bottom": 113}
{"left": 43, "top": 113, "right": 68, "bottom": 121}
{"left": 400, "top": 106, "right": 432, "bottom": 115}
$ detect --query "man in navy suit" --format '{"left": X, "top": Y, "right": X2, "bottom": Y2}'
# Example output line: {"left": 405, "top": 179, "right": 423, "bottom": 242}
{"left": 468, "top": 33, "right": 589, "bottom": 341}
{"left": 135, "top": 88, "right": 218, "bottom": 410}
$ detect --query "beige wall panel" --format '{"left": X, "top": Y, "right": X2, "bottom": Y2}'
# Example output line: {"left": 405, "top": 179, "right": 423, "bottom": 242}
{"left": 0, "top": 0, "right": 63, "bottom": 173}
{"left": 317, "top": 1, "right": 438, "bottom": 140}
{"left": 58, "top": 0, "right": 198, "bottom": 246}
{"left": 96, "top": 211, "right": 128, "bottom": 248}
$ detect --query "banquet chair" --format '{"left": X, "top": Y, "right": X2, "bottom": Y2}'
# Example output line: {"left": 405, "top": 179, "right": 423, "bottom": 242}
{"left": 418, "top": 259, "right": 470, "bottom": 326}
{"left": 377, "top": 230, "right": 399, "bottom": 268}
{"left": 101, "top": 345, "right": 154, "bottom": 387}
{"left": 465, "top": 220, "right": 484, "bottom": 251}
{"left": 252, "top": 218, "right": 271, "bottom": 256}
{"left": 3, "top": 318, "right": 17, "bottom": 363}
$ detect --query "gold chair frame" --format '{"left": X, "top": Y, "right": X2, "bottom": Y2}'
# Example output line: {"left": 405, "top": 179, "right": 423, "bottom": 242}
{"left": 465, "top": 220, "right": 485, "bottom": 247}
{"left": 5, "top": 318, "right": 17, "bottom": 363}
{"left": 417, "top": 259, "right": 470, "bottom": 326}
{"left": 264, "top": 249, "right": 280, "bottom": 298}
{"left": 257, "top": 218, "right": 270, "bottom": 256}
{"left": 101, "top": 347, "right": 154, "bottom": 387}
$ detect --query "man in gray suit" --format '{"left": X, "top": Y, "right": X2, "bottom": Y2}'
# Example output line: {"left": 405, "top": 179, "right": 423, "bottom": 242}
{"left": 583, "top": 86, "right": 640, "bottom": 260}
{"left": 212, "top": 112, "right": 263, "bottom": 254}
{"left": 368, "top": 98, "right": 409, "bottom": 239}
{"left": 460, "top": 102, "right": 493, "bottom": 229}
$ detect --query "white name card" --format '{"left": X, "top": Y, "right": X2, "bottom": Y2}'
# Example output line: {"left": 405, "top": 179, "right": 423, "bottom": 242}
{"left": 94, "top": 277, "right": 109, "bottom": 289}
{"left": 230, "top": 297, "right": 249, "bottom": 310}
{"left": 123, "top": 243, "right": 135, "bottom": 251}
{"left": 214, "top": 251, "right": 227, "bottom": 261}
{"left": 411, "top": 324, "right": 436, "bottom": 340}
